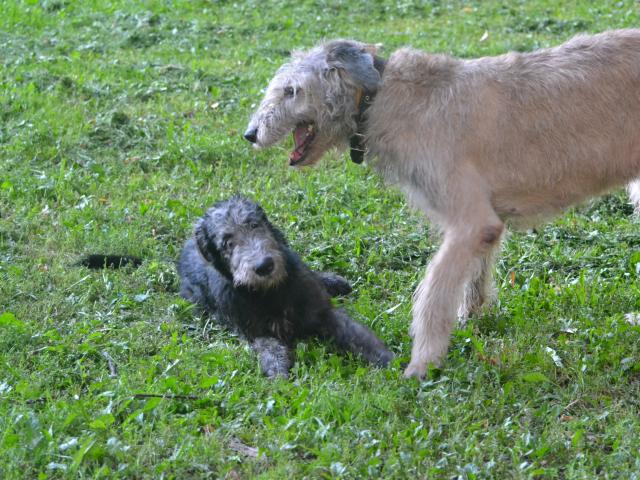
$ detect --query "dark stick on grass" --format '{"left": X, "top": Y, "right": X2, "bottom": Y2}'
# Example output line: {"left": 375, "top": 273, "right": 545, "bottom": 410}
{"left": 77, "top": 254, "right": 143, "bottom": 269}
{"left": 131, "top": 393, "right": 200, "bottom": 400}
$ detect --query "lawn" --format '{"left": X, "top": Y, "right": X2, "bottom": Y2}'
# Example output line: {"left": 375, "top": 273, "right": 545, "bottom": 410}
{"left": 1, "top": 0, "right": 640, "bottom": 478}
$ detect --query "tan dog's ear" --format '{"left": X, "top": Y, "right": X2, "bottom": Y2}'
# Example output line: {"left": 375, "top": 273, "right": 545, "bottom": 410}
{"left": 325, "top": 41, "right": 382, "bottom": 92}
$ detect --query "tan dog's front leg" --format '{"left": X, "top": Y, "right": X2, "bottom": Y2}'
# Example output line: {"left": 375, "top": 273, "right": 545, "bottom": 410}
{"left": 404, "top": 216, "right": 503, "bottom": 379}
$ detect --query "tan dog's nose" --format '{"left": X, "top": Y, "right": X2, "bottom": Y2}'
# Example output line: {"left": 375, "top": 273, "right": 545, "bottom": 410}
{"left": 243, "top": 127, "right": 258, "bottom": 143}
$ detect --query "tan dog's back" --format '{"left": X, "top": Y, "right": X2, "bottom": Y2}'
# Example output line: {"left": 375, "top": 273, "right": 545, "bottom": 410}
{"left": 370, "top": 29, "right": 640, "bottom": 223}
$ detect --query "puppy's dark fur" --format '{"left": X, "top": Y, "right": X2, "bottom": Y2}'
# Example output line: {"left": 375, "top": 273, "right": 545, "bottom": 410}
{"left": 178, "top": 197, "right": 393, "bottom": 377}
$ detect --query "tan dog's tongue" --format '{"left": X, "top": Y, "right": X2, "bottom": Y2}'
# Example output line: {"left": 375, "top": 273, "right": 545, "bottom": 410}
{"left": 293, "top": 124, "right": 308, "bottom": 149}
{"left": 290, "top": 125, "right": 310, "bottom": 162}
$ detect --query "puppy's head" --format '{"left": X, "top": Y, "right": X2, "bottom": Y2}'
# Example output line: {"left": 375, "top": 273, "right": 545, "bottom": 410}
{"left": 194, "top": 197, "right": 288, "bottom": 290}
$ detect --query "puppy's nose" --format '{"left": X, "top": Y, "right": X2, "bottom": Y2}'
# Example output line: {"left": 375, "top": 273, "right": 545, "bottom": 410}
{"left": 254, "top": 256, "right": 274, "bottom": 276}
{"left": 243, "top": 127, "right": 258, "bottom": 143}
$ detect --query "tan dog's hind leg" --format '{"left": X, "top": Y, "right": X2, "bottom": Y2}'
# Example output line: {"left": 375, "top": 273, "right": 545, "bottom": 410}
{"left": 627, "top": 179, "right": 640, "bottom": 214}
{"left": 458, "top": 238, "right": 502, "bottom": 321}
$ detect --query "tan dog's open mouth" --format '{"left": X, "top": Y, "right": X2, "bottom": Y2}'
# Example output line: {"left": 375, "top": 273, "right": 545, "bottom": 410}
{"left": 289, "top": 123, "right": 316, "bottom": 166}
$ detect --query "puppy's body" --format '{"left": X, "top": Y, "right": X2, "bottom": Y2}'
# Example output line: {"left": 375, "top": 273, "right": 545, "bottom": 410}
{"left": 178, "top": 197, "right": 393, "bottom": 377}
{"left": 180, "top": 236, "right": 336, "bottom": 340}
{"left": 245, "top": 30, "right": 640, "bottom": 378}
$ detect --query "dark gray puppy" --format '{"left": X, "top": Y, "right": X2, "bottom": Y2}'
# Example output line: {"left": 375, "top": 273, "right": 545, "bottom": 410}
{"left": 178, "top": 196, "right": 393, "bottom": 377}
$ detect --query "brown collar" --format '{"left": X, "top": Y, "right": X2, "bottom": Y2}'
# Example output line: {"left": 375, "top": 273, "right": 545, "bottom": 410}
{"left": 349, "top": 56, "right": 386, "bottom": 164}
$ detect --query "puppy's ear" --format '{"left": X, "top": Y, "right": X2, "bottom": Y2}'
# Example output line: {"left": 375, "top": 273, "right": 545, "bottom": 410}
{"left": 325, "top": 41, "right": 382, "bottom": 92}
{"left": 194, "top": 218, "right": 215, "bottom": 263}
{"left": 250, "top": 202, "right": 289, "bottom": 247}
{"left": 266, "top": 221, "right": 289, "bottom": 247}
{"left": 194, "top": 219, "right": 233, "bottom": 279}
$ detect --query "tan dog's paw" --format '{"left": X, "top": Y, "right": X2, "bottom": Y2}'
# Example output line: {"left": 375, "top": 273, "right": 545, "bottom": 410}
{"left": 403, "top": 361, "right": 428, "bottom": 379}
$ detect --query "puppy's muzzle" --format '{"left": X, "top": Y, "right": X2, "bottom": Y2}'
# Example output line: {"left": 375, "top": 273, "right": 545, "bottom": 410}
{"left": 254, "top": 256, "right": 275, "bottom": 276}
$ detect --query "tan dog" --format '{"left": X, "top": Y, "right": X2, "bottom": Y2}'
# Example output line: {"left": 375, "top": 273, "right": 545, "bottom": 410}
{"left": 245, "top": 30, "right": 640, "bottom": 378}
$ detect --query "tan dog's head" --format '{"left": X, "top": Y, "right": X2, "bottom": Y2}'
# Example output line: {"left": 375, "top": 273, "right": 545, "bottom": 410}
{"left": 244, "top": 40, "right": 382, "bottom": 167}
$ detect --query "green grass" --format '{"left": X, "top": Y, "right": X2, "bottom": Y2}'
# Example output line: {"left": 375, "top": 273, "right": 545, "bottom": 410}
{"left": 2, "top": 0, "right": 640, "bottom": 477}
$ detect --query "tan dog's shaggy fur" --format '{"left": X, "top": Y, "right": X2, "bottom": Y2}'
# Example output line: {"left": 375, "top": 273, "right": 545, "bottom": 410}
{"left": 245, "top": 30, "right": 640, "bottom": 378}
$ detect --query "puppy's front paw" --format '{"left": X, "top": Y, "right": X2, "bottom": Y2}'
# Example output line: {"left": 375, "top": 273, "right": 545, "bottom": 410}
{"left": 263, "top": 366, "right": 289, "bottom": 379}
{"left": 375, "top": 349, "right": 395, "bottom": 368}
{"left": 318, "top": 272, "right": 353, "bottom": 297}
{"left": 253, "top": 337, "right": 293, "bottom": 379}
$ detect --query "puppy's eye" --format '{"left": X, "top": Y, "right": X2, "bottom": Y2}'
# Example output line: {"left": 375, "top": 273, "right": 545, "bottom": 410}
{"left": 283, "top": 86, "right": 296, "bottom": 97}
{"left": 248, "top": 221, "right": 259, "bottom": 229}
{"left": 221, "top": 234, "right": 233, "bottom": 248}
